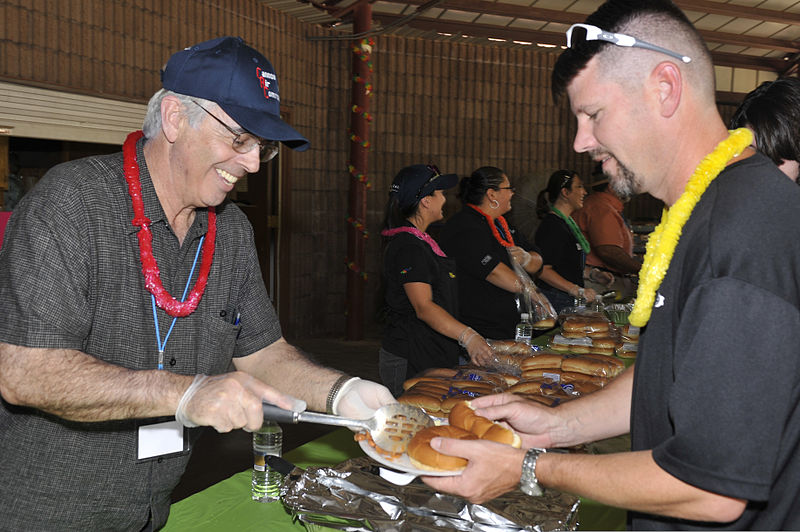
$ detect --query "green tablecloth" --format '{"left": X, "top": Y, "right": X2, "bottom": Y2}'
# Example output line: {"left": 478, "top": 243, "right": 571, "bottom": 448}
{"left": 164, "top": 428, "right": 626, "bottom": 531}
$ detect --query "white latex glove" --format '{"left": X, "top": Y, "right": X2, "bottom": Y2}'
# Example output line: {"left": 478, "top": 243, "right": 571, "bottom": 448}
{"left": 332, "top": 377, "right": 396, "bottom": 419}
{"left": 175, "top": 373, "right": 307, "bottom": 432}
{"left": 508, "top": 246, "right": 532, "bottom": 268}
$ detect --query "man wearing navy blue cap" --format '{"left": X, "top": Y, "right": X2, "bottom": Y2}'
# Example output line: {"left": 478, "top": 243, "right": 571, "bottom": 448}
{"left": 0, "top": 37, "right": 393, "bottom": 530}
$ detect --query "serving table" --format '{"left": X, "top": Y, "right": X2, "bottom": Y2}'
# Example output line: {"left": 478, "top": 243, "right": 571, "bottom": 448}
{"left": 163, "top": 428, "right": 626, "bottom": 531}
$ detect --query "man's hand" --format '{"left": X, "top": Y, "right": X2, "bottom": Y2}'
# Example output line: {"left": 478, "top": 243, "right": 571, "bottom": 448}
{"left": 334, "top": 378, "right": 396, "bottom": 419}
{"left": 422, "top": 438, "right": 527, "bottom": 503}
{"left": 175, "top": 371, "right": 306, "bottom": 432}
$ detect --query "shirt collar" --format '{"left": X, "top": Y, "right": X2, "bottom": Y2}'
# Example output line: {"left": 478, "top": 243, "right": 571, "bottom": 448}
{"left": 595, "top": 190, "right": 624, "bottom": 212}
{"left": 123, "top": 136, "right": 209, "bottom": 239}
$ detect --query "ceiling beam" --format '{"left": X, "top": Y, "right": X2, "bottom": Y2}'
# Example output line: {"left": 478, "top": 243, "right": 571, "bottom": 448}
{"left": 380, "top": 0, "right": 800, "bottom": 27}
{"left": 373, "top": 13, "right": 789, "bottom": 72}
{"left": 374, "top": 0, "right": 800, "bottom": 53}
{"left": 672, "top": 0, "right": 800, "bottom": 26}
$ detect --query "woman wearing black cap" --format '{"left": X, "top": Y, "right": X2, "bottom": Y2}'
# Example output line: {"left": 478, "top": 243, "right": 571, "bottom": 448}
{"left": 379, "top": 164, "right": 495, "bottom": 397}
{"left": 439, "top": 166, "right": 544, "bottom": 341}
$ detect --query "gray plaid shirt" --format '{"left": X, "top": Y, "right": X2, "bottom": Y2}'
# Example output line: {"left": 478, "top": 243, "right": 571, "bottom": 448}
{"left": 0, "top": 138, "right": 281, "bottom": 530}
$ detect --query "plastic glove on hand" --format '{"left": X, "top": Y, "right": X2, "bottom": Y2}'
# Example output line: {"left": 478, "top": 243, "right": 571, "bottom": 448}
{"left": 333, "top": 378, "right": 396, "bottom": 419}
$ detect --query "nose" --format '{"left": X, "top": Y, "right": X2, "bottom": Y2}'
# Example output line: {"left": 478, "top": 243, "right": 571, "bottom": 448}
{"left": 573, "top": 117, "right": 596, "bottom": 155}
{"left": 240, "top": 147, "right": 261, "bottom": 174}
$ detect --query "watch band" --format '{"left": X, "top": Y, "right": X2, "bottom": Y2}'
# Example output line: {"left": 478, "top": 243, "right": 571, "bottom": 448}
{"left": 520, "top": 447, "right": 546, "bottom": 496}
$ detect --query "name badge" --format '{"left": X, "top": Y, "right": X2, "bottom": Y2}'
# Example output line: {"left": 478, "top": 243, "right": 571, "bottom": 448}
{"left": 137, "top": 419, "right": 187, "bottom": 461}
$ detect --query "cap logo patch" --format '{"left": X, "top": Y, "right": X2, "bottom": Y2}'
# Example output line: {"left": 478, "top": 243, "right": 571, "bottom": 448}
{"left": 256, "top": 67, "right": 279, "bottom": 101}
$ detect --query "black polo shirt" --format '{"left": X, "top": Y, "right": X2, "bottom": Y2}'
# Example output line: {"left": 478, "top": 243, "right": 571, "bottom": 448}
{"left": 439, "top": 207, "right": 523, "bottom": 340}
{"left": 534, "top": 212, "right": 585, "bottom": 287}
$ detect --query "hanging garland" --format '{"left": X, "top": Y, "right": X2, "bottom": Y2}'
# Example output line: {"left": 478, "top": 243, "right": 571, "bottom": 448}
{"left": 351, "top": 104, "right": 373, "bottom": 122}
{"left": 347, "top": 128, "right": 371, "bottom": 149}
{"left": 345, "top": 260, "right": 368, "bottom": 280}
{"left": 347, "top": 163, "right": 372, "bottom": 188}
{"left": 346, "top": 216, "right": 369, "bottom": 239}
{"left": 345, "top": 38, "right": 375, "bottom": 284}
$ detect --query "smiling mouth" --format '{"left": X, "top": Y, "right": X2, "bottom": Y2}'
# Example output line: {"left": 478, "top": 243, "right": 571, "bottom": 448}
{"left": 217, "top": 168, "right": 240, "bottom": 185}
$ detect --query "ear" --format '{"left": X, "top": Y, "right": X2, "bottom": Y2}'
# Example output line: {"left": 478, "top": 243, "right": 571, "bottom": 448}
{"left": 652, "top": 62, "right": 682, "bottom": 118}
{"left": 160, "top": 95, "right": 186, "bottom": 143}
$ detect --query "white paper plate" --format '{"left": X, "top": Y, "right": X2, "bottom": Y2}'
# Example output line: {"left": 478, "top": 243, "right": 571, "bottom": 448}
{"left": 357, "top": 439, "right": 462, "bottom": 477}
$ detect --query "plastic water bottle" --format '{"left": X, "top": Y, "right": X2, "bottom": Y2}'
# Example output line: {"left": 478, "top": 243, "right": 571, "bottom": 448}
{"left": 252, "top": 420, "right": 283, "bottom": 502}
{"left": 514, "top": 313, "right": 533, "bottom": 344}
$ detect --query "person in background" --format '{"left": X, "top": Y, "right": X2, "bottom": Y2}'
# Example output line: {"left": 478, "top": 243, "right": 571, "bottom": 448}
{"left": 440, "top": 167, "right": 543, "bottom": 341}
{"left": 379, "top": 164, "right": 495, "bottom": 396}
{"left": 729, "top": 76, "right": 800, "bottom": 182}
{"left": 574, "top": 180, "right": 640, "bottom": 300}
{"left": 0, "top": 37, "right": 394, "bottom": 531}
{"left": 534, "top": 170, "right": 601, "bottom": 312}
{"left": 424, "top": 1, "right": 800, "bottom": 529}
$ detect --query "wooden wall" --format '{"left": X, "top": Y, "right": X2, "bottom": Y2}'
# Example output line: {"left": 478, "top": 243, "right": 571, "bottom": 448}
{"left": 0, "top": 0, "right": 602, "bottom": 337}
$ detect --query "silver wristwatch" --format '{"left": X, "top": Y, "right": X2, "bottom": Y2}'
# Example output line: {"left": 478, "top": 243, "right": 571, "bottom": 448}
{"left": 520, "top": 448, "right": 546, "bottom": 496}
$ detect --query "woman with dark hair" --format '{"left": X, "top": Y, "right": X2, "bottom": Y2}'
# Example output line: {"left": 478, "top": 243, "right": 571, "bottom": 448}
{"left": 730, "top": 77, "right": 800, "bottom": 182}
{"left": 439, "top": 166, "right": 543, "bottom": 340}
{"left": 534, "top": 170, "right": 598, "bottom": 313}
{"left": 379, "top": 164, "right": 494, "bottom": 396}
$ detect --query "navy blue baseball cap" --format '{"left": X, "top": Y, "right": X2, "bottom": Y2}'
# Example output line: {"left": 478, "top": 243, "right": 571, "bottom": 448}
{"left": 390, "top": 164, "right": 459, "bottom": 209}
{"left": 161, "top": 36, "right": 309, "bottom": 151}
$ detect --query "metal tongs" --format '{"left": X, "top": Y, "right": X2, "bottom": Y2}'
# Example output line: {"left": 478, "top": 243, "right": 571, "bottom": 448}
{"left": 263, "top": 402, "right": 433, "bottom": 453}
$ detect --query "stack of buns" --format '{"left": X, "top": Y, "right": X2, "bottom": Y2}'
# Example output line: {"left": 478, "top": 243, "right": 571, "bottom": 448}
{"left": 397, "top": 368, "right": 510, "bottom": 417}
{"left": 407, "top": 401, "right": 520, "bottom": 471}
{"left": 617, "top": 324, "right": 640, "bottom": 359}
{"left": 521, "top": 352, "right": 625, "bottom": 380}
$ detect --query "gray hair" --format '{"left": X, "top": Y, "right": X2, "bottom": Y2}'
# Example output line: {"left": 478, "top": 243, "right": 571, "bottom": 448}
{"left": 141, "top": 89, "right": 214, "bottom": 139}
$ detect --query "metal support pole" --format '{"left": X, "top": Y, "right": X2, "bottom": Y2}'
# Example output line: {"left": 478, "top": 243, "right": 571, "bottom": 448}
{"left": 345, "top": 1, "right": 373, "bottom": 340}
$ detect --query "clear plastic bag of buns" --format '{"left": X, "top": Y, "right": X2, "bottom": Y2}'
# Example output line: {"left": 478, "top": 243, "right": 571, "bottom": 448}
{"left": 507, "top": 249, "right": 557, "bottom": 329}
{"left": 484, "top": 339, "right": 537, "bottom": 376}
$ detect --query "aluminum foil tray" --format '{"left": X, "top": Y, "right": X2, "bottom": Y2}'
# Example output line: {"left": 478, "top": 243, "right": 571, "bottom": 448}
{"left": 281, "top": 456, "right": 579, "bottom": 531}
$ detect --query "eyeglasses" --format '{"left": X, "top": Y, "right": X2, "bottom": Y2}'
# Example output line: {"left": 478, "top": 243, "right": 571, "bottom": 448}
{"left": 415, "top": 165, "right": 442, "bottom": 200}
{"left": 566, "top": 23, "right": 691, "bottom": 64}
{"left": 496, "top": 185, "right": 515, "bottom": 192}
{"left": 193, "top": 101, "right": 280, "bottom": 162}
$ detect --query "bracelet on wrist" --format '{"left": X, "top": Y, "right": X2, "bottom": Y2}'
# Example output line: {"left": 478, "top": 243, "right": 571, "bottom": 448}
{"left": 326, "top": 374, "right": 353, "bottom": 415}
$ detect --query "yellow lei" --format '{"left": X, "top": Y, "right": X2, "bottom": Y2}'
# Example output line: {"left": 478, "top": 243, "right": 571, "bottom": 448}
{"left": 629, "top": 128, "right": 753, "bottom": 327}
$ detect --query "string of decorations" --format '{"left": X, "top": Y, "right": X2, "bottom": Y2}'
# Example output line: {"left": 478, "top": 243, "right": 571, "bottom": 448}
{"left": 351, "top": 104, "right": 373, "bottom": 122}
{"left": 346, "top": 38, "right": 375, "bottom": 285}
{"left": 346, "top": 216, "right": 369, "bottom": 239}
{"left": 345, "top": 260, "right": 368, "bottom": 280}
{"left": 347, "top": 163, "right": 372, "bottom": 188}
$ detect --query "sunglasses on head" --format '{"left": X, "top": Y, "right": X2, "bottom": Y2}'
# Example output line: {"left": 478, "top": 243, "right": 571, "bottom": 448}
{"left": 566, "top": 23, "right": 691, "bottom": 64}
{"left": 415, "top": 165, "right": 442, "bottom": 200}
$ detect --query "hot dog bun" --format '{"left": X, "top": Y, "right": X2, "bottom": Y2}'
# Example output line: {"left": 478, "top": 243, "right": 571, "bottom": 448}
{"left": 448, "top": 401, "right": 521, "bottom": 448}
{"left": 407, "top": 425, "right": 478, "bottom": 471}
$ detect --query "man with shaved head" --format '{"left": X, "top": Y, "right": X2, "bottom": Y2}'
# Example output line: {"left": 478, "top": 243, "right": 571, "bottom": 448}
{"left": 423, "top": 1, "right": 800, "bottom": 529}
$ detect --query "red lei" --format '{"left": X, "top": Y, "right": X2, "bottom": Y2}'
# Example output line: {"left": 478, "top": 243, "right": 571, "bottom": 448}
{"left": 468, "top": 204, "right": 514, "bottom": 247}
{"left": 123, "top": 130, "right": 216, "bottom": 317}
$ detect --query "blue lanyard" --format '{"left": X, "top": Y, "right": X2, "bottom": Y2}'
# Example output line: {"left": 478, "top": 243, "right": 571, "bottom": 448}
{"left": 152, "top": 235, "right": 205, "bottom": 370}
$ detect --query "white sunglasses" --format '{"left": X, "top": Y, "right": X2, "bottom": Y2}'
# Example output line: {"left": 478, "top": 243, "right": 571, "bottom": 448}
{"left": 566, "top": 23, "right": 691, "bottom": 64}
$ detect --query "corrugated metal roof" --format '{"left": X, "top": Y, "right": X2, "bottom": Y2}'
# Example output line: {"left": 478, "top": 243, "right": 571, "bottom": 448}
{"left": 257, "top": 0, "right": 800, "bottom": 74}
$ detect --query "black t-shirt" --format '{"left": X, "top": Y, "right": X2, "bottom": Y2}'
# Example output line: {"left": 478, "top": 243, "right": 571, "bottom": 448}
{"left": 381, "top": 229, "right": 460, "bottom": 375}
{"left": 534, "top": 212, "right": 585, "bottom": 287}
{"left": 439, "top": 207, "right": 527, "bottom": 340}
{"left": 631, "top": 153, "right": 800, "bottom": 530}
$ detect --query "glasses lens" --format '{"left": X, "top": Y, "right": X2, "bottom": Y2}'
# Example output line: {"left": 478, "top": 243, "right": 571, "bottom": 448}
{"left": 259, "top": 140, "right": 280, "bottom": 162}
{"left": 569, "top": 25, "right": 588, "bottom": 47}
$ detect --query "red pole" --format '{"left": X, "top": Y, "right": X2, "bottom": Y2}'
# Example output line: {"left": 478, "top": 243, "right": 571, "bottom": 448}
{"left": 345, "top": 1, "right": 373, "bottom": 340}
